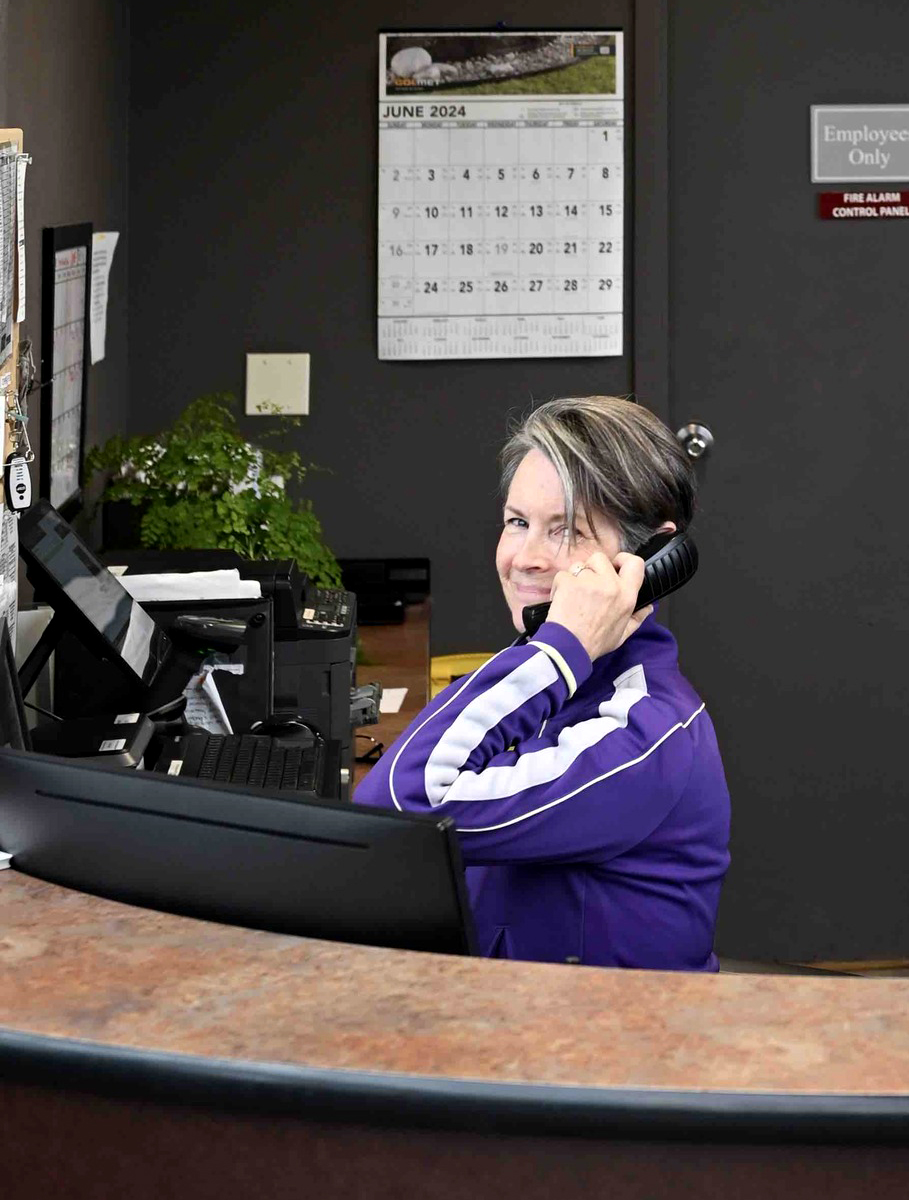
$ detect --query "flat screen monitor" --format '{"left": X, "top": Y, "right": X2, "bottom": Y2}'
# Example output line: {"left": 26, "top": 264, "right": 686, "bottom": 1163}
{"left": 17, "top": 499, "right": 170, "bottom": 689}
{"left": 0, "top": 749, "right": 477, "bottom": 956}
{"left": 0, "top": 621, "right": 30, "bottom": 751}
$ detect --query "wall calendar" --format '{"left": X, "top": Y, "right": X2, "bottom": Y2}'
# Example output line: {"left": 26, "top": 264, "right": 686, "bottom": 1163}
{"left": 377, "top": 30, "right": 625, "bottom": 361}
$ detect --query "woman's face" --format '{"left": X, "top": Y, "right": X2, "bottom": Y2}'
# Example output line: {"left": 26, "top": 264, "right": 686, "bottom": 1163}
{"left": 496, "top": 449, "right": 622, "bottom": 632}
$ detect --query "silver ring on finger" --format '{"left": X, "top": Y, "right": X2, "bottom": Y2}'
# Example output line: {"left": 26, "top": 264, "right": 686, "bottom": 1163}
{"left": 570, "top": 562, "right": 590, "bottom": 577}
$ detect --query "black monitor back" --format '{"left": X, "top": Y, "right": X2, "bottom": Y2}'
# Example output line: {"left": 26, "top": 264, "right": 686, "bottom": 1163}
{"left": 0, "top": 749, "right": 476, "bottom": 955}
{"left": 0, "top": 621, "right": 30, "bottom": 751}
{"left": 18, "top": 499, "right": 171, "bottom": 692}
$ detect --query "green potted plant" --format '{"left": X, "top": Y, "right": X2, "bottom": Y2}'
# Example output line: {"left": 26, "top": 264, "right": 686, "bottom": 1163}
{"left": 86, "top": 392, "right": 342, "bottom": 587}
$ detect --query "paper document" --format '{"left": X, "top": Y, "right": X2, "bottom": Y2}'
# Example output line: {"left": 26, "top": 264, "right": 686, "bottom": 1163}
{"left": 0, "top": 501, "right": 18, "bottom": 651}
{"left": 182, "top": 665, "right": 234, "bottom": 736}
{"left": 0, "top": 851, "right": 12, "bottom": 870}
{"left": 90, "top": 231, "right": 119, "bottom": 364}
{"left": 379, "top": 687, "right": 408, "bottom": 714}
{"left": 0, "top": 143, "right": 16, "bottom": 361}
{"left": 15, "top": 155, "right": 28, "bottom": 323}
{"left": 49, "top": 245, "right": 88, "bottom": 508}
{"left": 118, "top": 569, "right": 262, "bottom": 602}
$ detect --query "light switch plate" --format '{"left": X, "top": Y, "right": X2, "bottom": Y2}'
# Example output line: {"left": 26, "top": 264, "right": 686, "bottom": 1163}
{"left": 245, "top": 353, "right": 310, "bottom": 415}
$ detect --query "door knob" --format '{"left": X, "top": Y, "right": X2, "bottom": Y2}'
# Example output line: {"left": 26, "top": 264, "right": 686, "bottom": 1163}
{"left": 676, "top": 422, "right": 714, "bottom": 461}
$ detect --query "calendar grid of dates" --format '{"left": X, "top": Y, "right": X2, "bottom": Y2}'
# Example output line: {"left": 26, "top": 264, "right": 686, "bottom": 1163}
{"left": 377, "top": 118, "right": 625, "bottom": 360}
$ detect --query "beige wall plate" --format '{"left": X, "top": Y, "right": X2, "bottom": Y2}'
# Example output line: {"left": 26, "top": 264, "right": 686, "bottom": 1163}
{"left": 245, "top": 353, "right": 310, "bottom": 415}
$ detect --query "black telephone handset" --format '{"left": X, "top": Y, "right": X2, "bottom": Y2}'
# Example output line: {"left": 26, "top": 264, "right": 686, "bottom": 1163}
{"left": 521, "top": 531, "right": 699, "bottom": 639}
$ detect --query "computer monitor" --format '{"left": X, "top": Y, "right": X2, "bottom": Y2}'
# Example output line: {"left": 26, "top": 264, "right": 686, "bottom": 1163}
{"left": 0, "top": 749, "right": 477, "bottom": 955}
{"left": 0, "top": 621, "right": 30, "bottom": 751}
{"left": 17, "top": 499, "right": 170, "bottom": 691}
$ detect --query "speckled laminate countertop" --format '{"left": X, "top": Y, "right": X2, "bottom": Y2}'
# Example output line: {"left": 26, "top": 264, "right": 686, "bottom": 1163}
{"left": 1, "top": 868, "right": 909, "bottom": 1098}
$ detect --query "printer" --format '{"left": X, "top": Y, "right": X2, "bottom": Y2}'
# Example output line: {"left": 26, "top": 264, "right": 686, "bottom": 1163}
{"left": 240, "top": 559, "right": 380, "bottom": 801}
{"left": 89, "top": 548, "right": 378, "bottom": 802}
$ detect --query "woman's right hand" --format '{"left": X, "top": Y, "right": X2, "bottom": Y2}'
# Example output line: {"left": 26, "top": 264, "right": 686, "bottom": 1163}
{"left": 545, "top": 550, "right": 652, "bottom": 661}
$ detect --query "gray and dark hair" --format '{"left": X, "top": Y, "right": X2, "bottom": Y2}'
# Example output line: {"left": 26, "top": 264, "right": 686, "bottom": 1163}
{"left": 499, "top": 396, "right": 696, "bottom": 552}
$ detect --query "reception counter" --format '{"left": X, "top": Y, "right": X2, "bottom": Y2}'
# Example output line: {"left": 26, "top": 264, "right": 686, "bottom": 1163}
{"left": 2, "top": 867, "right": 909, "bottom": 1198}
{"left": 3, "top": 604, "right": 908, "bottom": 1197}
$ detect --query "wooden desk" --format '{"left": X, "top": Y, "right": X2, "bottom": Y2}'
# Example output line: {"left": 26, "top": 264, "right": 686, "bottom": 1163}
{"left": 354, "top": 601, "right": 430, "bottom": 788}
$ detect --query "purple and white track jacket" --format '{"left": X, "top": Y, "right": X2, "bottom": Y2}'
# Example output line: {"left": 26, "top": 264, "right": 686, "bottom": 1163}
{"left": 355, "top": 616, "right": 731, "bottom": 971}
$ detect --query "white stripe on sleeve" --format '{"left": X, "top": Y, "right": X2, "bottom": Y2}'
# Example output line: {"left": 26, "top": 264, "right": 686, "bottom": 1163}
{"left": 457, "top": 702, "right": 706, "bottom": 835}
{"left": 387, "top": 647, "right": 510, "bottom": 812}
{"left": 439, "top": 666, "right": 649, "bottom": 805}
{"left": 528, "top": 638, "right": 578, "bottom": 696}
{"left": 422, "top": 653, "right": 560, "bottom": 806}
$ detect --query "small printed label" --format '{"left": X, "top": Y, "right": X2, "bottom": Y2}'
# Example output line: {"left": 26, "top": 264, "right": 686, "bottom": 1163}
{"left": 114, "top": 712, "right": 140, "bottom": 724}
{"left": 167, "top": 759, "right": 184, "bottom": 776}
{"left": 303, "top": 607, "right": 316, "bottom": 620}
{"left": 818, "top": 190, "right": 909, "bottom": 219}
{"left": 99, "top": 738, "right": 127, "bottom": 753}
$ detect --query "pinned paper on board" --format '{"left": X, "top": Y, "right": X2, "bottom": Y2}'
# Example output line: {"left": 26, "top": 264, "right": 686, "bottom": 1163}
{"left": 42, "top": 223, "right": 92, "bottom": 510}
{"left": 90, "top": 231, "right": 119, "bottom": 364}
{"left": 0, "top": 501, "right": 18, "bottom": 651}
{"left": 15, "top": 154, "right": 29, "bottom": 323}
{"left": 0, "top": 142, "right": 16, "bottom": 363}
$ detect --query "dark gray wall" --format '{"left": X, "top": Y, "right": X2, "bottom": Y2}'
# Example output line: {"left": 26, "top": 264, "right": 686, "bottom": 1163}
{"left": 0, "top": 2, "right": 8, "bottom": 122}
{"left": 665, "top": 0, "right": 909, "bottom": 961}
{"left": 1, "top": 0, "right": 131, "bottom": 502}
{"left": 129, "top": 3, "right": 637, "bottom": 654}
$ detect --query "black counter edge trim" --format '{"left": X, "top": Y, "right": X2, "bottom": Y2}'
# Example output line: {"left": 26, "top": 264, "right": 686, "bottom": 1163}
{"left": 1, "top": 1030, "right": 908, "bottom": 1144}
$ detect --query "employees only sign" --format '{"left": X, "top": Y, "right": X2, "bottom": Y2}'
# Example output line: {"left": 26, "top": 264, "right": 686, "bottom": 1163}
{"left": 812, "top": 107, "right": 909, "bottom": 182}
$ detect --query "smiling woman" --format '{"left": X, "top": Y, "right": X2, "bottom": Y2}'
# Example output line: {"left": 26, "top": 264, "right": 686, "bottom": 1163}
{"left": 355, "top": 396, "right": 730, "bottom": 973}
{"left": 497, "top": 449, "right": 623, "bottom": 620}
{"left": 496, "top": 448, "right": 650, "bottom": 663}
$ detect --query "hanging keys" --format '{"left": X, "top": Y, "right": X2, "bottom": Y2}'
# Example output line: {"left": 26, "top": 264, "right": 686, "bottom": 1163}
{"left": 3, "top": 340, "right": 36, "bottom": 511}
{"left": 5, "top": 452, "right": 31, "bottom": 511}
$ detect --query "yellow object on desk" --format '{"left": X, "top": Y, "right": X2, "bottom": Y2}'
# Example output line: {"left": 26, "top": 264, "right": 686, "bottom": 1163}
{"left": 430, "top": 653, "right": 494, "bottom": 699}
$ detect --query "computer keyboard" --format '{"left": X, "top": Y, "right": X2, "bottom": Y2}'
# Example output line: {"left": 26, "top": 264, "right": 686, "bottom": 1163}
{"left": 156, "top": 731, "right": 324, "bottom": 795}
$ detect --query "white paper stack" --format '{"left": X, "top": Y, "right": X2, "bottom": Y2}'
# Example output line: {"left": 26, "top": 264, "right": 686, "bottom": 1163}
{"left": 116, "top": 569, "right": 262, "bottom": 603}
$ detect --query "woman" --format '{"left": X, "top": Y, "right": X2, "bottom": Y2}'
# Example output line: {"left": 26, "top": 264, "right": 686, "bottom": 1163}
{"left": 355, "top": 396, "right": 730, "bottom": 971}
